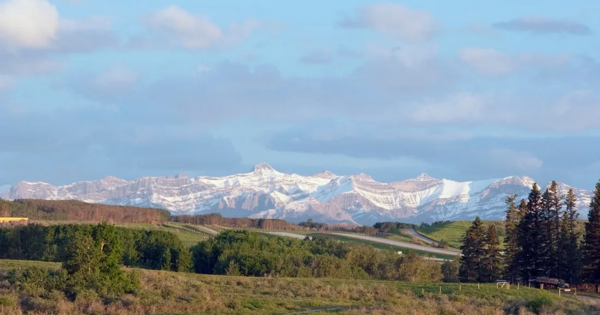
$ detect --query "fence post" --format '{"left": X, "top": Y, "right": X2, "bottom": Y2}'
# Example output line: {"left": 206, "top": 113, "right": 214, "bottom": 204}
{"left": 439, "top": 286, "right": 442, "bottom": 294}
{"left": 459, "top": 284, "right": 461, "bottom": 291}
{"left": 478, "top": 283, "right": 480, "bottom": 289}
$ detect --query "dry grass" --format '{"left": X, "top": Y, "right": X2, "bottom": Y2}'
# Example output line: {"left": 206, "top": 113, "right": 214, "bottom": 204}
{"left": 0, "top": 262, "right": 598, "bottom": 315}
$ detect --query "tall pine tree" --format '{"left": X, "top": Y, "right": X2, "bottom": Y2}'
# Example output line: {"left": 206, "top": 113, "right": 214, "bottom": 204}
{"left": 561, "top": 189, "right": 582, "bottom": 285}
{"left": 459, "top": 217, "right": 487, "bottom": 282}
{"left": 517, "top": 183, "right": 549, "bottom": 281}
{"left": 482, "top": 225, "right": 502, "bottom": 282}
{"left": 584, "top": 181, "right": 600, "bottom": 291}
{"left": 504, "top": 194, "right": 521, "bottom": 283}
{"left": 541, "top": 181, "right": 562, "bottom": 278}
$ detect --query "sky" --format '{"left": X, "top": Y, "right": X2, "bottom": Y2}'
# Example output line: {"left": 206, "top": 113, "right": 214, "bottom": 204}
{"left": 1, "top": 0, "right": 600, "bottom": 189}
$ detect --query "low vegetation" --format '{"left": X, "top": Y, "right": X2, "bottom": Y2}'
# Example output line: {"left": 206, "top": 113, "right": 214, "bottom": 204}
{"left": 0, "top": 259, "right": 597, "bottom": 315}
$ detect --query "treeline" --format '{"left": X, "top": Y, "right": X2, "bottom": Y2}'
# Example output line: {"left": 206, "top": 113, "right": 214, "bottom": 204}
{"left": 0, "top": 199, "right": 170, "bottom": 223}
{"left": 1, "top": 222, "right": 448, "bottom": 283}
{"left": 191, "top": 229, "right": 445, "bottom": 282}
{"left": 171, "top": 213, "right": 353, "bottom": 231}
{"left": 460, "top": 180, "right": 600, "bottom": 290}
{"left": 172, "top": 213, "right": 299, "bottom": 230}
{"left": 0, "top": 224, "right": 190, "bottom": 272}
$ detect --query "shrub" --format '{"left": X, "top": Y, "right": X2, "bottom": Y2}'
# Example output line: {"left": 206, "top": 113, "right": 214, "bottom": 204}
{"left": 526, "top": 296, "right": 553, "bottom": 314}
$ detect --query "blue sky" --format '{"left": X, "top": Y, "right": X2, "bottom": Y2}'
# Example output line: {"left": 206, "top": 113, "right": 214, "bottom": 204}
{"left": 1, "top": 0, "right": 600, "bottom": 189}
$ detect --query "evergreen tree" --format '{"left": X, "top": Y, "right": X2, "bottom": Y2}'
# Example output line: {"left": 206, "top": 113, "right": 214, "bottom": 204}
{"left": 459, "top": 217, "right": 487, "bottom": 282}
{"left": 541, "top": 182, "right": 562, "bottom": 278}
{"left": 482, "top": 225, "right": 502, "bottom": 282}
{"left": 561, "top": 189, "right": 582, "bottom": 285}
{"left": 584, "top": 181, "right": 600, "bottom": 291}
{"left": 504, "top": 194, "right": 520, "bottom": 283}
{"left": 516, "top": 183, "right": 549, "bottom": 281}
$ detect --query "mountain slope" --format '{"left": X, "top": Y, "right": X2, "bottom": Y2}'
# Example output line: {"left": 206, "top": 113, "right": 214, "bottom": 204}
{"left": 0, "top": 163, "right": 592, "bottom": 225}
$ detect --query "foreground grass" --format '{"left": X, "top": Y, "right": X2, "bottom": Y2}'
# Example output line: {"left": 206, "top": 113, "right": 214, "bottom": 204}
{"left": 31, "top": 220, "right": 210, "bottom": 248}
{"left": 0, "top": 259, "right": 597, "bottom": 315}
{"left": 416, "top": 221, "right": 505, "bottom": 248}
{"left": 308, "top": 233, "right": 455, "bottom": 260}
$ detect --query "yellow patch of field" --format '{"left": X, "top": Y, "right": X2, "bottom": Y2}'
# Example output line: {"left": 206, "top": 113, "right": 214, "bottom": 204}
{"left": 0, "top": 217, "right": 28, "bottom": 222}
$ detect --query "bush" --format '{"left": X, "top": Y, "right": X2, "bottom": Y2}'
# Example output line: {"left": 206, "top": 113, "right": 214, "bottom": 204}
{"left": 526, "top": 296, "right": 553, "bottom": 314}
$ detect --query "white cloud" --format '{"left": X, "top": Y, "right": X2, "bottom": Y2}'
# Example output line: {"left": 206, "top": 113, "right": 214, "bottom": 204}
{"left": 459, "top": 48, "right": 516, "bottom": 75}
{"left": 93, "top": 65, "right": 139, "bottom": 91}
{"left": 340, "top": 2, "right": 437, "bottom": 42}
{"left": 0, "top": 0, "right": 60, "bottom": 49}
{"left": 0, "top": 75, "right": 15, "bottom": 90}
{"left": 459, "top": 48, "right": 568, "bottom": 76}
{"left": 410, "top": 93, "right": 487, "bottom": 124}
{"left": 144, "top": 6, "right": 223, "bottom": 49}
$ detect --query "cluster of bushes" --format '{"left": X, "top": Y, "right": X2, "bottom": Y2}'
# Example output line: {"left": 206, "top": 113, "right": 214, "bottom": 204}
{"left": 0, "top": 224, "right": 190, "bottom": 272}
{"left": 5, "top": 223, "right": 142, "bottom": 304}
{"left": 0, "top": 199, "right": 170, "bottom": 223}
{"left": 191, "top": 230, "right": 444, "bottom": 282}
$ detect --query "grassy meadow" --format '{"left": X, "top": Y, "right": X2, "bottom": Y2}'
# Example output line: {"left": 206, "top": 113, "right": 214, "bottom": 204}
{"left": 416, "top": 221, "right": 506, "bottom": 248}
{"left": 0, "top": 259, "right": 597, "bottom": 315}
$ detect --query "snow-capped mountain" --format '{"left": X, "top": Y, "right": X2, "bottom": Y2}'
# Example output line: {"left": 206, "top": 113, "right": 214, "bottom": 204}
{"left": 0, "top": 163, "right": 593, "bottom": 225}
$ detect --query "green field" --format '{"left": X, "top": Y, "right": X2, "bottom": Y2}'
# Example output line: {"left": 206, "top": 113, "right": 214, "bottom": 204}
{"left": 0, "top": 259, "right": 596, "bottom": 315}
{"left": 416, "top": 221, "right": 505, "bottom": 248}
{"left": 31, "top": 220, "right": 211, "bottom": 248}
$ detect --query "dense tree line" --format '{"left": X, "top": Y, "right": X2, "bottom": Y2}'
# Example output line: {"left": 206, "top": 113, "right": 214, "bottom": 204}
{"left": 0, "top": 199, "right": 170, "bottom": 223}
{"left": 0, "top": 224, "right": 190, "bottom": 272}
{"left": 460, "top": 180, "right": 600, "bottom": 290}
{"left": 190, "top": 229, "right": 443, "bottom": 282}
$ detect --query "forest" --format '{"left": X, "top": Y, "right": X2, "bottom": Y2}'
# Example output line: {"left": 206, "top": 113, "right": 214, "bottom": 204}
{"left": 0, "top": 199, "right": 170, "bottom": 223}
{"left": 459, "top": 180, "right": 600, "bottom": 291}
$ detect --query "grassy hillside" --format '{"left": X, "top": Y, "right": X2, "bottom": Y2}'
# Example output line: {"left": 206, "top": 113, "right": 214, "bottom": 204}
{"left": 417, "top": 221, "right": 505, "bottom": 248}
{"left": 0, "top": 259, "right": 596, "bottom": 315}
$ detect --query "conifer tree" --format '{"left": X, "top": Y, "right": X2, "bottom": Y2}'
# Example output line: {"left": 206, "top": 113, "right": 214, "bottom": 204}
{"left": 459, "top": 217, "right": 487, "bottom": 282}
{"left": 541, "top": 182, "right": 562, "bottom": 278}
{"left": 561, "top": 189, "right": 581, "bottom": 284}
{"left": 517, "top": 183, "right": 548, "bottom": 281}
{"left": 584, "top": 181, "right": 600, "bottom": 291}
{"left": 504, "top": 194, "right": 520, "bottom": 283}
{"left": 482, "top": 225, "right": 502, "bottom": 282}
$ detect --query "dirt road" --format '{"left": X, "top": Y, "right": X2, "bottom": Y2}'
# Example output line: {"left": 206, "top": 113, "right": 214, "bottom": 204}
{"left": 401, "top": 229, "right": 439, "bottom": 245}
{"left": 329, "top": 233, "right": 460, "bottom": 257}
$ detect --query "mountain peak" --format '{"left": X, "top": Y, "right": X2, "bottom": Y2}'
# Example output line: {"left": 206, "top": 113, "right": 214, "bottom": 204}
{"left": 252, "top": 162, "right": 275, "bottom": 173}
{"left": 414, "top": 173, "right": 437, "bottom": 181}
{"left": 313, "top": 170, "right": 337, "bottom": 179}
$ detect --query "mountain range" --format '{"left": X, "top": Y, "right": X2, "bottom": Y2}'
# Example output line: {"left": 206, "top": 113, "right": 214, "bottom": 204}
{"left": 0, "top": 163, "right": 592, "bottom": 225}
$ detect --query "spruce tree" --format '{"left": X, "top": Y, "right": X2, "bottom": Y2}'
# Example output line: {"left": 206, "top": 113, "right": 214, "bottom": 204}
{"left": 541, "top": 182, "right": 562, "bottom": 278}
{"left": 459, "top": 217, "right": 487, "bottom": 282}
{"left": 561, "top": 189, "right": 582, "bottom": 285}
{"left": 504, "top": 194, "right": 520, "bottom": 283}
{"left": 482, "top": 225, "right": 502, "bottom": 282}
{"left": 517, "top": 183, "right": 548, "bottom": 281}
{"left": 584, "top": 181, "right": 600, "bottom": 291}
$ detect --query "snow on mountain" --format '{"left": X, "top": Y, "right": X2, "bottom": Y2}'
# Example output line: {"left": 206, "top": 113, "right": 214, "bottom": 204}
{"left": 0, "top": 164, "right": 593, "bottom": 225}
